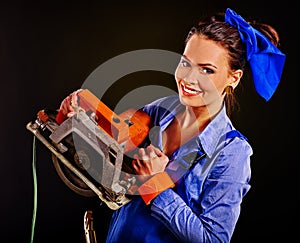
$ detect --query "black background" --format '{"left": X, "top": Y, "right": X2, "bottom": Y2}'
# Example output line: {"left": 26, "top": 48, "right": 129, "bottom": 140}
{"left": 0, "top": 1, "right": 297, "bottom": 242}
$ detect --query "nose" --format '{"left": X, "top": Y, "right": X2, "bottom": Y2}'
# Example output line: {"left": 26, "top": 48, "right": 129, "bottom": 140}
{"left": 182, "top": 67, "right": 199, "bottom": 86}
{"left": 183, "top": 78, "right": 198, "bottom": 86}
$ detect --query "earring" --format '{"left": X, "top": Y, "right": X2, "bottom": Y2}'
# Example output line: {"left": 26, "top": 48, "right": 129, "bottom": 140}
{"left": 225, "top": 85, "right": 233, "bottom": 95}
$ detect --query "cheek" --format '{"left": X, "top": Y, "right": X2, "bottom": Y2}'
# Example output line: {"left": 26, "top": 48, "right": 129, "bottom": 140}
{"left": 174, "top": 70, "right": 180, "bottom": 82}
{"left": 203, "top": 75, "right": 228, "bottom": 94}
{"left": 175, "top": 75, "right": 181, "bottom": 88}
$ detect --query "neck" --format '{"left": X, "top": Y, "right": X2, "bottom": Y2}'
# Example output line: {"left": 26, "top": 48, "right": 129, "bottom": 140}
{"left": 180, "top": 103, "right": 222, "bottom": 131}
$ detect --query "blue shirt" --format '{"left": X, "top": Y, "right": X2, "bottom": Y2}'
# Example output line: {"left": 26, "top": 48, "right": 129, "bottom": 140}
{"left": 106, "top": 95, "right": 252, "bottom": 243}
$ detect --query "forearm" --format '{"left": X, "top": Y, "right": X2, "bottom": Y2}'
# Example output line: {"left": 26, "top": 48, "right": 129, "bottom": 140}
{"left": 150, "top": 189, "right": 230, "bottom": 243}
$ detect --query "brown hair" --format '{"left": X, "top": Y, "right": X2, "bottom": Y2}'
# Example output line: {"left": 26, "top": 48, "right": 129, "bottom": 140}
{"left": 185, "top": 12, "right": 281, "bottom": 117}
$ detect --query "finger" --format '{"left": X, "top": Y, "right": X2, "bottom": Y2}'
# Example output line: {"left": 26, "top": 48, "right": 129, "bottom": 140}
{"left": 153, "top": 146, "right": 164, "bottom": 157}
{"left": 133, "top": 154, "right": 144, "bottom": 166}
{"left": 138, "top": 148, "right": 149, "bottom": 161}
{"left": 132, "top": 155, "right": 144, "bottom": 174}
{"left": 67, "top": 111, "right": 76, "bottom": 117}
{"left": 61, "top": 96, "right": 73, "bottom": 114}
{"left": 59, "top": 97, "right": 69, "bottom": 111}
{"left": 71, "top": 89, "right": 82, "bottom": 107}
{"left": 147, "top": 146, "right": 158, "bottom": 159}
{"left": 132, "top": 158, "right": 139, "bottom": 171}
{"left": 71, "top": 96, "right": 77, "bottom": 108}
{"left": 133, "top": 154, "right": 140, "bottom": 162}
{"left": 149, "top": 152, "right": 157, "bottom": 159}
{"left": 148, "top": 144, "right": 163, "bottom": 157}
{"left": 75, "top": 88, "right": 83, "bottom": 94}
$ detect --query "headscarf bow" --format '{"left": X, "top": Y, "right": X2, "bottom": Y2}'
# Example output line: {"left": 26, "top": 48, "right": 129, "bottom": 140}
{"left": 225, "top": 8, "right": 286, "bottom": 101}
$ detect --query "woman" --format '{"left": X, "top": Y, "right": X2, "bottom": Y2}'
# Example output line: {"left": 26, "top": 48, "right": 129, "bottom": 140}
{"left": 58, "top": 8, "right": 285, "bottom": 242}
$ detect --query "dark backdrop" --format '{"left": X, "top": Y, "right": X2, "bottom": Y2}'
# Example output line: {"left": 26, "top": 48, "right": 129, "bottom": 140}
{"left": 0, "top": 1, "right": 297, "bottom": 242}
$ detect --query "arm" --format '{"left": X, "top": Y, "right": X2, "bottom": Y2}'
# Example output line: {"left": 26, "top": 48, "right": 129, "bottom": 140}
{"left": 149, "top": 139, "right": 252, "bottom": 243}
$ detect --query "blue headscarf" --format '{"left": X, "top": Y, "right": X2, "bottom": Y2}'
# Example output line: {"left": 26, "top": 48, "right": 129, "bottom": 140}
{"left": 225, "top": 8, "right": 286, "bottom": 101}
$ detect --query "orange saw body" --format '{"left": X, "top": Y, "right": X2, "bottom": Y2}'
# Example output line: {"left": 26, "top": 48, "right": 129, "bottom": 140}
{"left": 27, "top": 89, "right": 152, "bottom": 210}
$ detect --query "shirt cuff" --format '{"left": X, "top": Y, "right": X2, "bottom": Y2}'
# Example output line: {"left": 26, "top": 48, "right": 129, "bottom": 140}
{"left": 138, "top": 171, "right": 175, "bottom": 205}
{"left": 56, "top": 110, "right": 68, "bottom": 124}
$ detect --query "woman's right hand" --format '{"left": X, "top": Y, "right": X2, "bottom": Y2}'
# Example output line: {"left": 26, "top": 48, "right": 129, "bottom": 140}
{"left": 56, "top": 88, "right": 83, "bottom": 124}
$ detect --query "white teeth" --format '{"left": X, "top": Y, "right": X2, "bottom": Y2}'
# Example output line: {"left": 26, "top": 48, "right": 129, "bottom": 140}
{"left": 181, "top": 83, "right": 201, "bottom": 94}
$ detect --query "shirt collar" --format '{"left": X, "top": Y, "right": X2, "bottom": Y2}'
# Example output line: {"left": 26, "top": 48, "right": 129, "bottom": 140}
{"left": 199, "top": 104, "right": 231, "bottom": 158}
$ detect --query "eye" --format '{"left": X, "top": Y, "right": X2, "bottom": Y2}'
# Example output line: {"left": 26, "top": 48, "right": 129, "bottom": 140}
{"left": 199, "top": 67, "right": 214, "bottom": 74}
{"left": 180, "top": 59, "right": 191, "bottom": 68}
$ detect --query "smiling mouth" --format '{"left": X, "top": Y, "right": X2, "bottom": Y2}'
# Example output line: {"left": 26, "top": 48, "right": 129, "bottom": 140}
{"left": 180, "top": 82, "right": 202, "bottom": 96}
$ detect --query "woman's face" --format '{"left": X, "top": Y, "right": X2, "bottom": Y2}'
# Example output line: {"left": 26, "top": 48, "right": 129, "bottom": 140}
{"left": 175, "top": 34, "right": 234, "bottom": 110}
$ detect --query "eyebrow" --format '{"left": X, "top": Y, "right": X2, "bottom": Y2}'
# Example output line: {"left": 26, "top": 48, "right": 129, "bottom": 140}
{"left": 182, "top": 55, "right": 217, "bottom": 69}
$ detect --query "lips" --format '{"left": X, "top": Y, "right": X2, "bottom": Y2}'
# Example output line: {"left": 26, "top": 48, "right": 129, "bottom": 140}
{"left": 180, "top": 82, "right": 202, "bottom": 96}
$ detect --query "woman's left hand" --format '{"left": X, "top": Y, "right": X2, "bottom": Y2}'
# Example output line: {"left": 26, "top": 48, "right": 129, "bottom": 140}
{"left": 132, "top": 144, "right": 169, "bottom": 184}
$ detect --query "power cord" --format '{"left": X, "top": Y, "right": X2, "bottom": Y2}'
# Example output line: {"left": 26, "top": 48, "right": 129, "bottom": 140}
{"left": 30, "top": 136, "right": 37, "bottom": 243}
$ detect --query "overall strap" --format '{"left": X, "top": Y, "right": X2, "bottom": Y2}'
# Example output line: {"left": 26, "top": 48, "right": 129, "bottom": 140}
{"left": 225, "top": 130, "right": 248, "bottom": 141}
{"left": 166, "top": 129, "right": 246, "bottom": 183}
{"left": 166, "top": 148, "right": 206, "bottom": 183}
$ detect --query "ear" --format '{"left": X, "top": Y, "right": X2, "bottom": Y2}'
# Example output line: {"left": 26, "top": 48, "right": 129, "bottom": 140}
{"left": 229, "top": 69, "right": 243, "bottom": 89}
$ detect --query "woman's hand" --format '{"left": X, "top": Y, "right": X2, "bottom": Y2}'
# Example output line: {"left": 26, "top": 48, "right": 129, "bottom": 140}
{"left": 56, "top": 89, "right": 83, "bottom": 123}
{"left": 132, "top": 144, "right": 169, "bottom": 184}
{"left": 58, "top": 89, "right": 83, "bottom": 117}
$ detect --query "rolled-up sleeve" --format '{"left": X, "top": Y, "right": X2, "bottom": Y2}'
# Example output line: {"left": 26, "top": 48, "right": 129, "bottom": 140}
{"left": 150, "top": 138, "right": 252, "bottom": 243}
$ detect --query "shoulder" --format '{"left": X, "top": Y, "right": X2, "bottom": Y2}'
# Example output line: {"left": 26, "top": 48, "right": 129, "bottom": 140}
{"left": 200, "top": 106, "right": 253, "bottom": 182}
{"left": 200, "top": 104, "right": 251, "bottom": 158}
{"left": 223, "top": 132, "right": 253, "bottom": 157}
{"left": 216, "top": 126, "right": 253, "bottom": 167}
{"left": 208, "top": 130, "right": 253, "bottom": 182}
